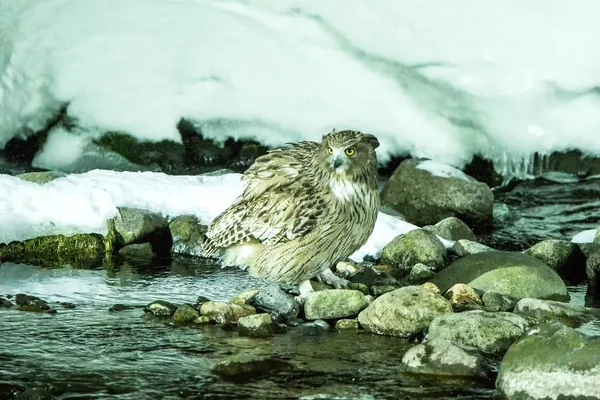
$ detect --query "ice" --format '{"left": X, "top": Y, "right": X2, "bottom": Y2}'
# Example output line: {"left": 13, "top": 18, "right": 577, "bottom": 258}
{"left": 0, "top": 170, "right": 453, "bottom": 262}
{"left": 1, "top": 0, "right": 600, "bottom": 170}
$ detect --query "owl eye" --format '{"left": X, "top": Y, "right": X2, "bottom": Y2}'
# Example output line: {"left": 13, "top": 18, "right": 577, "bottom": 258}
{"left": 345, "top": 147, "right": 356, "bottom": 156}
{"left": 327, "top": 147, "right": 333, "bottom": 155}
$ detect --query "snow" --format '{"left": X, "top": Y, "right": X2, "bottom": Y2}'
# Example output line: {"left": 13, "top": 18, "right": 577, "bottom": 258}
{"left": 416, "top": 160, "right": 473, "bottom": 182}
{"left": 2, "top": 0, "right": 600, "bottom": 171}
{"left": 571, "top": 229, "right": 596, "bottom": 244}
{"left": 0, "top": 170, "right": 452, "bottom": 262}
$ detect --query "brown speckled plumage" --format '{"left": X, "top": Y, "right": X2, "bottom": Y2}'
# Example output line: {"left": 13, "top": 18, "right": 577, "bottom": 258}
{"left": 201, "top": 129, "right": 380, "bottom": 284}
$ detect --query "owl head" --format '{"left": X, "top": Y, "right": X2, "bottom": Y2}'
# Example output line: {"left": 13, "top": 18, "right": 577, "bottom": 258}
{"left": 319, "top": 129, "right": 380, "bottom": 177}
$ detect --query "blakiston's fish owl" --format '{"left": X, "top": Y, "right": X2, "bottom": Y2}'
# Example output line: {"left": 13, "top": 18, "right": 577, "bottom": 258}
{"left": 201, "top": 129, "right": 380, "bottom": 285}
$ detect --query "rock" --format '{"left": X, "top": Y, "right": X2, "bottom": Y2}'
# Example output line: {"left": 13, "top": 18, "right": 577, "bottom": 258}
{"left": 425, "top": 310, "right": 529, "bottom": 356}
{"left": 212, "top": 355, "right": 290, "bottom": 382}
{"left": 193, "top": 315, "right": 211, "bottom": 324}
{"left": 14, "top": 294, "right": 51, "bottom": 312}
{"left": 295, "top": 320, "right": 330, "bottom": 336}
{"left": 335, "top": 261, "right": 363, "bottom": 278}
{"left": 452, "top": 240, "right": 494, "bottom": 257}
{"left": 357, "top": 286, "right": 453, "bottom": 337}
{"left": 168, "top": 215, "right": 208, "bottom": 257}
{"left": 585, "top": 244, "right": 600, "bottom": 299}
{"left": 432, "top": 251, "right": 569, "bottom": 301}
{"left": 421, "top": 282, "right": 441, "bottom": 295}
{"left": 0, "top": 233, "right": 106, "bottom": 268}
{"left": 144, "top": 300, "right": 178, "bottom": 317}
{"left": 381, "top": 229, "right": 448, "bottom": 271}
{"left": 524, "top": 239, "right": 586, "bottom": 282}
{"left": 250, "top": 284, "right": 299, "bottom": 320}
{"left": 118, "top": 243, "right": 155, "bottom": 261}
{"left": 444, "top": 283, "right": 482, "bottom": 311}
{"left": 347, "top": 282, "right": 370, "bottom": 295}
{"left": 496, "top": 323, "right": 600, "bottom": 400}
{"left": 17, "top": 170, "right": 66, "bottom": 184}
{"left": 513, "top": 298, "right": 595, "bottom": 328}
{"left": 304, "top": 289, "right": 368, "bottom": 320}
{"left": 195, "top": 295, "right": 211, "bottom": 309}
{"left": 335, "top": 319, "right": 359, "bottom": 330}
{"left": 406, "top": 263, "right": 436, "bottom": 284}
{"left": 230, "top": 289, "right": 260, "bottom": 306}
{"left": 381, "top": 159, "right": 494, "bottom": 231}
{"left": 424, "top": 217, "right": 477, "bottom": 242}
{"left": 370, "top": 284, "right": 399, "bottom": 297}
{"left": 199, "top": 301, "right": 255, "bottom": 324}
{"left": 481, "top": 290, "right": 517, "bottom": 312}
{"left": 0, "top": 297, "right": 14, "bottom": 308}
{"left": 108, "top": 304, "right": 131, "bottom": 312}
{"left": 172, "top": 304, "right": 200, "bottom": 324}
{"left": 401, "top": 338, "right": 495, "bottom": 379}
{"left": 238, "top": 313, "right": 276, "bottom": 338}
{"left": 59, "top": 302, "right": 76, "bottom": 309}
{"left": 112, "top": 207, "right": 167, "bottom": 245}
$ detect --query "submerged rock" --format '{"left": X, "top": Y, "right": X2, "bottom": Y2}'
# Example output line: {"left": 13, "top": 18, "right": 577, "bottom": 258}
{"left": 451, "top": 240, "right": 494, "bottom": 257}
{"left": 358, "top": 286, "right": 453, "bottom": 338}
{"left": 496, "top": 323, "right": 600, "bottom": 400}
{"left": 425, "top": 311, "right": 529, "bottom": 356}
{"left": 381, "top": 159, "right": 494, "bottom": 231}
{"left": 513, "top": 298, "right": 595, "bottom": 328}
{"left": 212, "top": 354, "right": 290, "bottom": 382}
{"left": 381, "top": 229, "right": 448, "bottom": 272}
{"left": 168, "top": 215, "right": 208, "bottom": 257}
{"left": 0, "top": 297, "right": 14, "bottom": 308}
{"left": 17, "top": 170, "right": 67, "bottom": 184}
{"left": 250, "top": 284, "right": 299, "bottom": 320}
{"left": 0, "top": 233, "right": 106, "bottom": 268}
{"left": 424, "top": 217, "right": 477, "bottom": 242}
{"left": 432, "top": 251, "right": 569, "bottom": 301}
{"left": 14, "top": 294, "right": 51, "bottom": 312}
{"left": 335, "top": 319, "right": 359, "bottom": 330}
{"left": 172, "top": 304, "right": 200, "bottom": 324}
{"left": 401, "top": 338, "right": 495, "bottom": 379}
{"left": 481, "top": 290, "right": 517, "bottom": 312}
{"left": 304, "top": 289, "right": 368, "bottom": 320}
{"left": 144, "top": 300, "right": 178, "bottom": 317}
{"left": 112, "top": 207, "right": 167, "bottom": 245}
{"left": 524, "top": 239, "right": 586, "bottom": 282}
{"left": 238, "top": 313, "right": 276, "bottom": 338}
{"left": 444, "top": 283, "right": 482, "bottom": 311}
{"left": 118, "top": 243, "right": 155, "bottom": 261}
{"left": 295, "top": 319, "right": 330, "bottom": 336}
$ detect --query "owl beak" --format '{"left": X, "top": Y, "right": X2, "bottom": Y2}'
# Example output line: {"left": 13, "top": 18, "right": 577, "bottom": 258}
{"left": 331, "top": 154, "right": 345, "bottom": 169}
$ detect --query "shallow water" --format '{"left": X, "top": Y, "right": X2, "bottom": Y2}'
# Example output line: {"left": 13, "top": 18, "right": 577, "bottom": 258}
{"left": 2, "top": 177, "right": 600, "bottom": 399}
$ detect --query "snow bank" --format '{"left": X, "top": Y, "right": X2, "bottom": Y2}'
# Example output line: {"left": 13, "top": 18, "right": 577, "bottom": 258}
{"left": 1, "top": 0, "right": 600, "bottom": 170}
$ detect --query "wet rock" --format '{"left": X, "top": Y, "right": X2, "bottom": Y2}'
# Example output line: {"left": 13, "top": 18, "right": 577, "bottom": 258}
{"left": 144, "top": 300, "right": 178, "bottom": 317}
{"left": 15, "top": 294, "right": 51, "bottom": 312}
{"left": 406, "top": 263, "right": 436, "bottom": 284}
{"left": 108, "top": 304, "right": 131, "bottom": 312}
{"left": 199, "top": 301, "right": 255, "bottom": 324}
{"left": 585, "top": 244, "right": 600, "bottom": 299}
{"left": 524, "top": 239, "right": 586, "bottom": 282}
{"left": 370, "top": 284, "right": 399, "bottom": 297}
{"left": 194, "top": 295, "right": 211, "bottom": 309}
{"left": 401, "top": 338, "right": 495, "bottom": 379}
{"left": 304, "top": 289, "right": 368, "bottom": 320}
{"left": 230, "top": 289, "right": 259, "bottom": 306}
{"left": 250, "top": 284, "right": 299, "bottom": 320}
{"left": 0, "top": 233, "right": 105, "bottom": 268}
{"left": 381, "top": 159, "right": 494, "bottom": 231}
{"left": 381, "top": 229, "right": 448, "bottom": 271}
{"left": 118, "top": 243, "right": 155, "bottom": 261}
{"left": 513, "top": 298, "right": 595, "bottom": 328}
{"left": 59, "top": 302, "right": 76, "bottom": 309}
{"left": 168, "top": 215, "right": 207, "bottom": 257}
{"left": 347, "top": 282, "right": 370, "bottom": 295}
{"left": 212, "top": 354, "right": 290, "bottom": 382}
{"left": 335, "top": 319, "right": 359, "bottom": 330}
{"left": 193, "top": 315, "right": 211, "bottom": 324}
{"left": 451, "top": 240, "right": 494, "bottom": 257}
{"left": 172, "top": 304, "right": 200, "bottom": 324}
{"left": 358, "top": 286, "right": 453, "bottom": 338}
{"left": 432, "top": 251, "right": 569, "bottom": 301}
{"left": 497, "top": 323, "right": 600, "bottom": 400}
{"left": 0, "top": 297, "right": 14, "bottom": 308}
{"left": 17, "top": 170, "right": 66, "bottom": 184}
{"left": 296, "top": 319, "right": 330, "bottom": 336}
{"left": 481, "top": 290, "right": 517, "bottom": 312}
{"left": 238, "top": 313, "right": 276, "bottom": 338}
{"left": 112, "top": 207, "right": 167, "bottom": 245}
{"left": 13, "top": 385, "right": 56, "bottom": 400}
{"left": 424, "top": 217, "right": 477, "bottom": 242}
{"left": 444, "top": 284, "right": 482, "bottom": 311}
{"left": 425, "top": 310, "right": 529, "bottom": 356}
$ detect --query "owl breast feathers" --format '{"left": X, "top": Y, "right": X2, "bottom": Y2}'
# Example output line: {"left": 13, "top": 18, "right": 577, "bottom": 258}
{"left": 201, "top": 129, "right": 380, "bottom": 285}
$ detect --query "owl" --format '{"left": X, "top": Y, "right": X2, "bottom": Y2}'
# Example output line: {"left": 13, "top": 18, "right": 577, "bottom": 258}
{"left": 201, "top": 129, "right": 380, "bottom": 289}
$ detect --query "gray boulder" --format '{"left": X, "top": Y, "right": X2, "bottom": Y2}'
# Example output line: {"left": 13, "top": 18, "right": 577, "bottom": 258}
{"left": 358, "top": 286, "right": 453, "bottom": 337}
{"left": 112, "top": 207, "right": 167, "bottom": 245}
{"left": 425, "top": 310, "right": 529, "bottom": 356}
{"left": 496, "top": 323, "right": 600, "bottom": 400}
{"left": 524, "top": 239, "right": 586, "bottom": 282}
{"left": 481, "top": 290, "right": 517, "bottom": 312}
{"left": 381, "top": 159, "right": 493, "bottom": 230}
{"left": 118, "top": 242, "right": 154, "bottom": 261}
{"left": 238, "top": 313, "right": 277, "bottom": 338}
{"left": 513, "top": 298, "right": 595, "bottom": 328}
{"left": 381, "top": 229, "right": 448, "bottom": 272}
{"left": 304, "top": 289, "right": 368, "bottom": 320}
{"left": 168, "top": 215, "right": 208, "bottom": 257}
{"left": 452, "top": 240, "right": 494, "bottom": 257}
{"left": 424, "top": 217, "right": 477, "bottom": 242}
{"left": 432, "top": 251, "right": 569, "bottom": 301}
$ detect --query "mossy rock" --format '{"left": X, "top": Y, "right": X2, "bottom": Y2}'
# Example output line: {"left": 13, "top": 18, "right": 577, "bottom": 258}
{"left": 381, "top": 229, "right": 448, "bottom": 271}
{"left": 17, "top": 171, "right": 67, "bottom": 184}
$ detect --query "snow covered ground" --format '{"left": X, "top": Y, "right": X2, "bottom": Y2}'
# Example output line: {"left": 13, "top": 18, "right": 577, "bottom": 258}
{"left": 0, "top": 169, "right": 442, "bottom": 262}
{"left": 1, "top": 0, "right": 600, "bottom": 174}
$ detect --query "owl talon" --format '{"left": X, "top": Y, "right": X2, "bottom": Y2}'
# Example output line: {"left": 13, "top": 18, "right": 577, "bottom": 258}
{"left": 318, "top": 268, "right": 350, "bottom": 289}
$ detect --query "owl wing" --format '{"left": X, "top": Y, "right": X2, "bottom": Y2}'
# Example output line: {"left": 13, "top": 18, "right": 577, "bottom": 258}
{"left": 202, "top": 141, "right": 326, "bottom": 254}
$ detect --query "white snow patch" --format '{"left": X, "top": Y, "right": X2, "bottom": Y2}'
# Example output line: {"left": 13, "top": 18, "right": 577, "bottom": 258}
{"left": 416, "top": 160, "right": 473, "bottom": 181}
{"left": 31, "top": 127, "right": 89, "bottom": 170}
{"left": 571, "top": 229, "right": 597, "bottom": 244}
